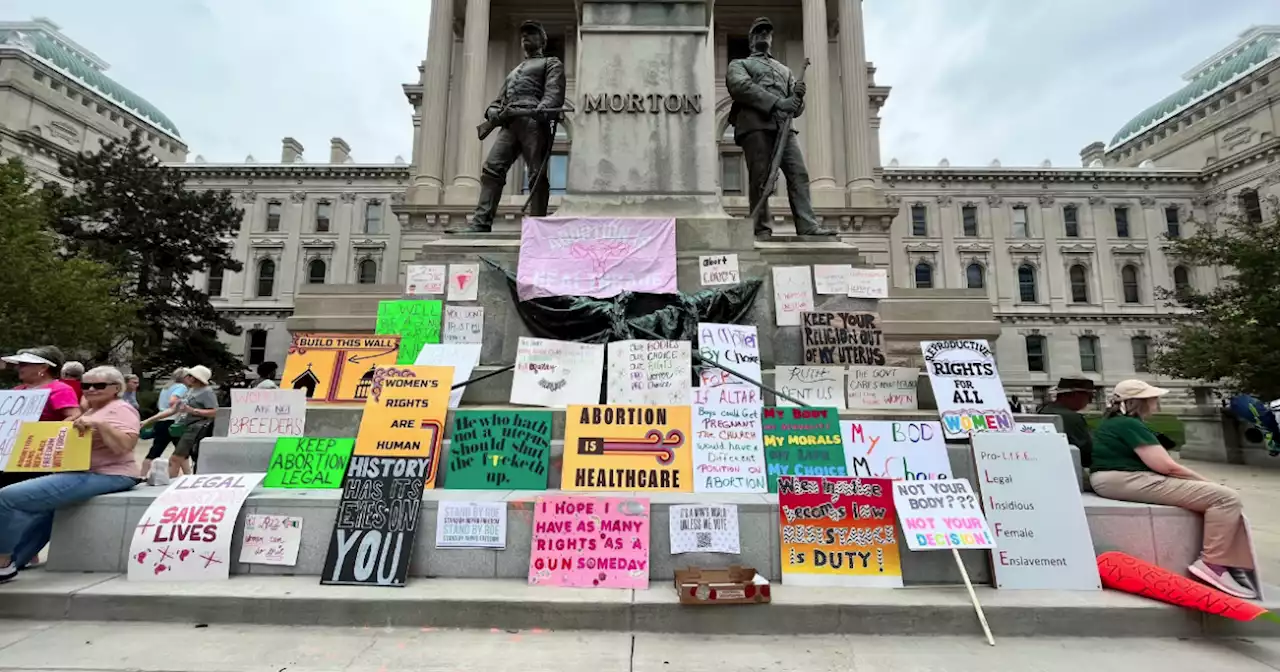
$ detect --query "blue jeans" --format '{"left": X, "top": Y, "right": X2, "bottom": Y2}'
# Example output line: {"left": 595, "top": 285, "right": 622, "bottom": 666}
{"left": 0, "top": 472, "right": 138, "bottom": 568}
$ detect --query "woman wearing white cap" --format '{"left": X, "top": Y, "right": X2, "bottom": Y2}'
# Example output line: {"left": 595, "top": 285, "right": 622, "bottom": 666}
{"left": 1091, "top": 379, "right": 1257, "bottom": 599}
{"left": 142, "top": 366, "right": 217, "bottom": 478}
{"left": 3, "top": 346, "right": 81, "bottom": 423}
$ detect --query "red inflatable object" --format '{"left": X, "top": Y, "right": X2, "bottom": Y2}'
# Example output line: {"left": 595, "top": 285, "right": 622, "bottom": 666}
{"left": 1096, "top": 551, "right": 1272, "bottom": 622}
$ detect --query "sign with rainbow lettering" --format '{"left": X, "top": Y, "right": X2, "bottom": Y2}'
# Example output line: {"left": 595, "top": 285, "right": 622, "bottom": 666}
{"left": 920, "top": 340, "right": 1014, "bottom": 439}
{"left": 777, "top": 475, "right": 902, "bottom": 587}
{"left": 892, "top": 479, "right": 996, "bottom": 551}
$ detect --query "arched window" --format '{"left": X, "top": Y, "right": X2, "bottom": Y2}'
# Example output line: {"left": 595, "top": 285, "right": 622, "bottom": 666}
{"left": 256, "top": 259, "right": 275, "bottom": 297}
{"left": 1069, "top": 264, "right": 1089, "bottom": 303}
{"left": 1240, "top": 189, "right": 1263, "bottom": 224}
{"left": 1017, "top": 264, "right": 1037, "bottom": 303}
{"left": 1121, "top": 264, "right": 1141, "bottom": 304}
{"left": 357, "top": 259, "right": 378, "bottom": 285}
{"left": 307, "top": 259, "right": 327, "bottom": 284}
{"left": 965, "top": 263, "right": 985, "bottom": 289}
{"left": 914, "top": 262, "right": 933, "bottom": 289}
{"left": 1173, "top": 265, "right": 1191, "bottom": 293}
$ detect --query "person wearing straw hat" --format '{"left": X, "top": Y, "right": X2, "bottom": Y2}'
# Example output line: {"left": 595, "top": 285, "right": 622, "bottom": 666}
{"left": 1037, "top": 377, "right": 1096, "bottom": 468}
{"left": 142, "top": 365, "right": 217, "bottom": 478}
{"left": 1090, "top": 379, "right": 1257, "bottom": 599}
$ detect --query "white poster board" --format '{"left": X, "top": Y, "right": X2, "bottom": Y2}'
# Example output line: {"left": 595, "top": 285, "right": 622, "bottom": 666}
{"left": 415, "top": 343, "right": 482, "bottom": 408}
{"left": 775, "top": 366, "right": 845, "bottom": 408}
{"left": 443, "top": 305, "right": 484, "bottom": 344}
{"left": 691, "top": 404, "right": 767, "bottom": 493}
{"left": 435, "top": 501, "right": 507, "bottom": 549}
{"left": 227, "top": 389, "right": 307, "bottom": 438}
{"left": 921, "top": 340, "right": 1014, "bottom": 439}
{"left": 1017, "top": 422, "right": 1058, "bottom": 435}
{"left": 446, "top": 263, "right": 480, "bottom": 301}
{"left": 699, "top": 254, "right": 740, "bottom": 286}
{"left": 0, "top": 390, "right": 49, "bottom": 471}
{"left": 847, "top": 268, "right": 889, "bottom": 299}
{"left": 128, "top": 473, "right": 265, "bottom": 581}
{"left": 841, "top": 420, "right": 952, "bottom": 481}
{"left": 406, "top": 264, "right": 445, "bottom": 296}
{"left": 772, "top": 266, "right": 814, "bottom": 326}
{"left": 510, "top": 337, "right": 605, "bottom": 408}
{"left": 696, "top": 323, "right": 762, "bottom": 388}
{"left": 813, "top": 264, "right": 852, "bottom": 295}
{"left": 691, "top": 385, "right": 762, "bottom": 407}
{"left": 239, "top": 514, "right": 303, "bottom": 566}
{"left": 972, "top": 432, "right": 1101, "bottom": 590}
{"left": 669, "top": 504, "right": 741, "bottom": 554}
{"left": 846, "top": 366, "right": 918, "bottom": 410}
{"left": 606, "top": 340, "right": 691, "bottom": 405}
{"left": 892, "top": 479, "right": 995, "bottom": 551}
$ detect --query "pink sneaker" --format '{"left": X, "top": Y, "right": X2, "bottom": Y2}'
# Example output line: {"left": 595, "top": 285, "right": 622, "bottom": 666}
{"left": 1189, "top": 559, "right": 1256, "bottom": 599}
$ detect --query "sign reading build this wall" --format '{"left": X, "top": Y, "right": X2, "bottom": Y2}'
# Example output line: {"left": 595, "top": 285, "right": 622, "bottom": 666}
{"left": 282, "top": 333, "right": 402, "bottom": 404}
{"left": 128, "top": 473, "right": 265, "bottom": 581}
{"left": 802, "top": 312, "right": 885, "bottom": 366}
{"left": 444, "top": 410, "right": 552, "bottom": 490}
{"left": 517, "top": 217, "right": 677, "bottom": 301}
{"left": 376, "top": 300, "right": 443, "bottom": 365}
{"left": 562, "top": 405, "right": 693, "bottom": 492}
{"left": 778, "top": 476, "right": 902, "bottom": 588}
{"left": 921, "top": 339, "right": 1014, "bottom": 439}
{"left": 528, "top": 495, "right": 650, "bottom": 589}
{"left": 761, "top": 407, "right": 847, "bottom": 492}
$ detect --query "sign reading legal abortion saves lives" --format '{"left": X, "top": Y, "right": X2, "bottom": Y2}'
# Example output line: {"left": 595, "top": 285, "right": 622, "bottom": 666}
{"left": 228, "top": 389, "right": 307, "bottom": 438}
{"left": 691, "top": 403, "right": 767, "bottom": 493}
{"left": 0, "top": 390, "right": 48, "bottom": 470}
{"left": 696, "top": 323, "right": 761, "bottom": 388}
{"left": 778, "top": 476, "right": 903, "bottom": 588}
{"left": 517, "top": 217, "right": 677, "bottom": 301}
{"left": 841, "top": 420, "right": 952, "bottom": 481}
{"left": 762, "top": 407, "right": 847, "bottom": 492}
{"left": 528, "top": 496, "right": 650, "bottom": 589}
{"left": 921, "top": 339, "right": 1014, "bottom": 439}
{"left": 128, "top": 473, "right": 265, "bottom": 581}
{"left": 282, "top": 333, "right": 401, "bottom": 404}
{"left": 892, "top": 479, "right": 995, "bottom": 551}
{"left": 562, "top": 405, "right": 693, "bottom": 491}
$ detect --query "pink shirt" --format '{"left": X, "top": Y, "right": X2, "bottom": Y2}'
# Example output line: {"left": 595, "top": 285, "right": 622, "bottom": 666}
{"left": 83, "top": 400, "right": 141, "bottom": 478}
{"left": 15, "top": 380, "right": 80, "bottom": 421}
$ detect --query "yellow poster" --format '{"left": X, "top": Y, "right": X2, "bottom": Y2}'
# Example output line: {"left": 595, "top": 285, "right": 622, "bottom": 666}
{"left": 352, "top": 365, "right": 454, "bottom": 485}
{"left": 562, "top": 405, "right": 693, "bottom": 492}
{"left": 281, "top": 333, "right": 402, "bottom": 404}
{"left": 6, "top": 422, "right": 91, "bottom": 472}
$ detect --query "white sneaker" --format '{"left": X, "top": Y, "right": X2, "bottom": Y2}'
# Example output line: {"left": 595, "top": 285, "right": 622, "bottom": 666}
{"left": 0, "top": 562, "right": 16, "bottom": 584}
{"left": 1189, "top": 559, "right": 1256, "bottom": 599}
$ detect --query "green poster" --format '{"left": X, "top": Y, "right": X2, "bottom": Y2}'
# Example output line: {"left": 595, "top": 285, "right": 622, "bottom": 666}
{"left": 444, "top": 410, "right": 552, "bottom": 489}
{"left": 761, "top": 406, "right": 847, "bottom": 492}
{"left": 376, "top": 300, "right": 443, "bottom": 365}
{"left": 264, "top": 437, "right": 355, "bottom": 489}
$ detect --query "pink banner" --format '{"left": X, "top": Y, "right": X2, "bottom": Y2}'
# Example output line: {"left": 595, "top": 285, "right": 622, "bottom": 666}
{"left": 528, "top": 495, "right": 650, "bottom": 589}
{"left": 517, "top": 217, "right": 677, "bottom": 301}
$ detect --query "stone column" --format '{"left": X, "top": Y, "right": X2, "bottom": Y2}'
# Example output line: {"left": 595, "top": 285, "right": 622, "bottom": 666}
{"left": 838, "top": 0, "right": 873, "bottom": 192}
{"left": 411, "top": 0, "right": 457, "bottom": 204}
{"left": 800, "top": 0, "right": 837, "bottom": 197}
{"left": 448, "top": 0, "right": 491, "bottom": 201}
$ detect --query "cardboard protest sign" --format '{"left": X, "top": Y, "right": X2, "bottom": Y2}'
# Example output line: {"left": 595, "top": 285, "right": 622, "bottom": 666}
{"left": 5, "top": 422, "right": 91, "bottom": 472}
{"left": 239, "top": 514, "right": 303, "bottom": 566}
{"left": 841, "top": 420, "right": 951, "bottom": 481}
{"left": 528, "top": 495, "right": 650, "bottom": 589}
{"left": 699, "top": 254, "right": 740, "bottom": 286}
{"left": 972, "top": 432, "right": 1100, "bottom": 590}
{"left": 322, "top": 454, "right": 429, "bottom": 587}
{"left": 892, "top": 479, "right": 995, "bottom": 551}
{"left": 813, "top": 264, "right": 852, "bottom": 295}
{"left": 444, "top": 410, "right": 551, "bottom": 489}
{"left": 128, "top": 473, "right": 265, "bottom": 581}
{"left": 921, "top": 340, "right": 1014, "bottom": 439}
{"left": 775, "top": 366, "right": 846, "bottom": 408}
{"left": 228, "top": 389, "right": 306, "bottom": 438}
{"left": 510, "top": 337, "right": 605, "bottom": 408}
{"left": 778, "top": 475, "right": 902, "bottom": 587}
{"left": 691, "top": 385, "right": 762, "bottom": 407}
{"left": 802, "top": 311, "right": 885, "bottom": 366}
{"left": 282, "top": 333, "right": 401, "bottom": 404}
{"left": 352, "top": 365, "right": 453, "bottom": 491}
{"left": 376, "top": 300, "right": 443, "bottom": 365}
{"left": 846, "top": 366, "right": 919, "bottom": 410}
{"left": 761, "top": 407, "right": 846, "bottom": 492}
{"left": 406, "top": 264, "right": 445, "bottom": 296}
{"left": 414, "top": 343, "right": 481, "bottom": 408}
{"left": 263, "top": 437, "right": 354, "bottom": 489}
{"left": 847, "top": 268, "right": 888, "bottom": 299}
{"left": 435, "top": 501, "right": 506, "bottom": 549}
{"left": 606, "top": 340, "right": 691, "bottom": 405}
{"left": 517, "top": 216, "right": 677, "bottom": 301}
{"left": 772, "top": 266, "right": 814, "bottom": 326}
{"left": 669, "top": 504, "right": 740, "bottom": 554}
{"left": 691, "top": 403, "right": 767, "bottom": 493}
{"left": 0, "top": 390, "right": 49, "bottom": 471}
{"left": 696, "top": 323, "right": 761, "bottom": 389}
{"left": 563, "top": 405, "right": 693, "bottom": 492}
{"left": 446, "top": 263, "right": 480, "bottom": 302}
{"left": 443, "top": 305, "right": 484, "bottom": 344}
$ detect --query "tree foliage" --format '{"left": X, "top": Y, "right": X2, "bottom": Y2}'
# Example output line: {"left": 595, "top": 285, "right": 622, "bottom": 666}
{"left": 1152, "top": 206, "right": 1280, "bottom": 399}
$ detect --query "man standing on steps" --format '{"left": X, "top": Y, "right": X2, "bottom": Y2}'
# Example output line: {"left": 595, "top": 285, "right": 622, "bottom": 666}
{"left": 448, "top": 20, "right": 565, "bottom": 234}
{"left": 726, "top": 17, "right": 834, "bottom": 239}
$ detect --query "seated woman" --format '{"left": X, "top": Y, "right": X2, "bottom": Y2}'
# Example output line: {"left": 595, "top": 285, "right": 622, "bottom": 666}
{"left": 0, "top": 366, "right": 141, "bottom": 583}
{"left": 1091, "top": 379, "right": 1257, "bottom": 599}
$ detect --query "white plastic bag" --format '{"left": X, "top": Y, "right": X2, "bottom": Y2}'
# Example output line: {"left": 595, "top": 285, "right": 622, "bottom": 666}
{"left": 147, "top": 457, "right": 172, "bottom": 486}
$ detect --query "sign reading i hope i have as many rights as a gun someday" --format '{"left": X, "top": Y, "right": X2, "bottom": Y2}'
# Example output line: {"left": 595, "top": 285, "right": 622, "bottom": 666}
{"left": 528, "top": 496, "right": 651, "bottom": 589}
{"left": 892, "top": 478, "right": 995, "bottom": 551}
{"left": 921, "top": 339, "right": 1014, "bottom": 440}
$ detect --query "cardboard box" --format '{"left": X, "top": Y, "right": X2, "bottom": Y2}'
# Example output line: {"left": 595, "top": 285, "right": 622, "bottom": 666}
{"left": 674, "top": 566, "right": 771, "bottom": 605}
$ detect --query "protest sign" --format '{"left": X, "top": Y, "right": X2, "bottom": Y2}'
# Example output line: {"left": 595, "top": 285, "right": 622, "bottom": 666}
{"left": 443, "top": 305, "right": 484, "bottom": 344}
{"left": 841, "top": 420, "right": 951, "bottom": 481}
{"left": 973, "top": 432, "right": 1100, "bottom": 590}
{"left": 847, "top": 268, "right": 889, "bottom": 299}
{"left": 892, "top": 479, "right": 995, "bottom": 551}
{"left": 775, "top": 366, "right": 845, "bottom": 408}
{"left": 813, "top": 264, "right": 852, "bottom": 295}
{"left": 802, "top": 311, "right": 884, "bottom": 366}
{"left": 376, "top": 300, "right": 443, "bottom": 365}
{"left": 691, "top": 404, "right": 767, "bottom": 493}
{"left": 414, "top": 343, "right": 482, "bottom": 408}
{"left": 322, "top": 454, "right": 428, "bottom": 586}
{"left": 281, "top": 333, "right": 401, "bottom": 404}
{"left": 669, "top": 503, "right": 740, "bottom": 554}
{"left": 778, "top": 476, "right": 902, "bottom": 587}
{"left": 517, "top": 217, "right": 677, "bottom": 301}
{"left": 351, "top": 365, "right": 452, "bottom": 491}
{"left": 921, "top": 340, "right": 1014, "bottom": 439}
{"left": 436, "top": 501, "right": 507, "bottom": 549}
{"left": 5, "top": 422, "right": 91, "bottom": 472}
{"left": 445, "top": 410, "right": 551, "bottom": 489}
{"left": 696, "top": 323, "right": 761, "bottom": 388}
{"left": 563, "top": 405, "right": 693, "bottom": 492}
{"left": 691, "top": 385, "right": 762, "bottom": 407}
{"left": 263, "top": 437, "right": 354, "bottom": 488}
{"left": 761, "top": 407, "right": 846, "bottom": 492}
{"left": 0, "top": 390, "right": 49, "bottom": 471}
{"left": 406, "top": 264, "right": 445, "bottom": 296}
{"left": 772, "top": 266, "right": 814, "bottom": 326}
{"left": 699, "top": 254, "right": 740, "bottom": 286}
{"left": 846, "top": 366, "right": 919, "bottom": 410}
{"left": 128, "top": 473, "right": 265, "bottom": 581}
{"left": 447, "top": 263, "right": 480, "bottom": 302}
{"left": 1017, "top": 422, "right": 1058, "bottom": 434}
{"left": 606, "top": 340, "right": 691, "bottom": 405}
{"left": 228, "top": 389, "right": 306, "bottom": 438}
{"left": 239, "top": 514, "right": 303, "bottom": 566}
{"left": 528, "top": 495, "right": 650, "bottom": 589}
{"left": 510, "top": 337, "right": 605, "bottom": 408}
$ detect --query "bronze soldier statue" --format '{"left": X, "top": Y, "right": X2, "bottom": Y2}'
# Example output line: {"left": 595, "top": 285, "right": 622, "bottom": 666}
{"left": 448, "top": 20, "right": 565, "bottom": 234}
{"left": 726, "top": 17, "right": 834, "bottom": 238}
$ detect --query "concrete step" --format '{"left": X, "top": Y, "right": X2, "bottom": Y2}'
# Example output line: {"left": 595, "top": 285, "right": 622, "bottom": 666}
{"left": 2, "top": 572, "right": 1272, "bottom": 639}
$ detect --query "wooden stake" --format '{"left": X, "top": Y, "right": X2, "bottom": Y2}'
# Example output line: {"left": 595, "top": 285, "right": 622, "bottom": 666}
{"left": 952, "top": 547, "right": 995, "bottom": 646}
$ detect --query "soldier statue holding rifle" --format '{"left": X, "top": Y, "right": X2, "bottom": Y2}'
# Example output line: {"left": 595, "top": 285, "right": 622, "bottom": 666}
{"left": 448, "top": 20, "right": 566, "bottom": 234}
{"left": 726, "top": 17, "right": 833, "bottom": 238}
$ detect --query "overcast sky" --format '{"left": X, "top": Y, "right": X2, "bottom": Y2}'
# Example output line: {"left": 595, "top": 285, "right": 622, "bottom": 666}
{"left": 12, "top": 0, "right": 1277, "bottom": 167}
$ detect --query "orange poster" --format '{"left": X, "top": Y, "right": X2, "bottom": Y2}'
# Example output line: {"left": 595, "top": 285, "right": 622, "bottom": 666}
{"left": 562, "top": 405, "right": 693, "bottom": 492}
{"left": 281, "top": 333, "right": 401, "bottom": 404}
{"left": 352, "top": 366, "right": 454, "bottom": 486}
{"left": 5, "top": 422, "right": 91, "bottom": 473}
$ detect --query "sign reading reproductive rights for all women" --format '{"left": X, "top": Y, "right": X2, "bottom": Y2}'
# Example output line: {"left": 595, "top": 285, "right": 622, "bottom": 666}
{"left": 128, "top": 473, "right": 265, "bottom": 581}
{"left": 517, "top": 217, "right": 677, "bottom": 301}
{"left": 5, "top": 422, "right": 91, "bottom": 472}
{"left": 281, "top": 333, "right": 401, "bottom": 404}
{"left": 528, "top": 495, "right": 650, "bottom": 589}
{"left": 562, "top": 405, "right": 693, "bottom": 492}
{"left": 263, "top": 437, "right": 354, "bottom": 489}
{"left": 444, "top": 410, "right": 552, "bottom": 490}
{"left": 841, "top": 420, "right": 952, "bottom": 482}
{"left": 921, "top": 339, "right": 1014, "bottom": 439}
{"left": 0, "top": 390, "right": 49, "bottom": 471}
{"left": 892, "top": 479, "right": 995, "bottom": 551}
{"left": 761, "top": 407, "right": 846, "bottom": 492}
{"left": 351, "top": 365, "right": 453, "bottom": 489}
{"left": 228, "top": 389, "right": 307, "bottom": 438}
{"left": 376, "top": 300, "right": 443, "bottom": 365}
{"left": 778, "top": 476, "right": 902, "bottom": 588}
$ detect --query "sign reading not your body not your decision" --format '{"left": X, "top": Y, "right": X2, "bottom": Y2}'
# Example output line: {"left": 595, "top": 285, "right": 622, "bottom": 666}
{"left": 892, "top": 478, "right": 995, "bottom": 551}
{"left": 517, "top": 217, "right": 677, "bottom": 301}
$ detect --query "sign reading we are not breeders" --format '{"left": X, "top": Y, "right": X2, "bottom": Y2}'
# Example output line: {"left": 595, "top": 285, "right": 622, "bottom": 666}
{"left": 228, "top": 389, "right": 306, "bottom": 438}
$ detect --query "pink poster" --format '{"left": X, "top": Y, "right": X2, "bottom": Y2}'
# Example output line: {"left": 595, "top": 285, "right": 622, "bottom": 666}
{"left": 517, "top": 217, "right": 677, "bottom": 301}
{"left": 528, "top": 495, "right": 650, "bottom": 589}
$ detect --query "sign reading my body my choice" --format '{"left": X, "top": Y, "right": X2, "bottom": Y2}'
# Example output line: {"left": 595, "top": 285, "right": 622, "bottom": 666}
{"left": 562, "top": 405, "right": 693, "bottom": 492}
{"left": 761, "top": 406, "right": 846, "bottom": 492}
{"left": 921, "top": 339, "right": 1014, "bottom": 439}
